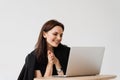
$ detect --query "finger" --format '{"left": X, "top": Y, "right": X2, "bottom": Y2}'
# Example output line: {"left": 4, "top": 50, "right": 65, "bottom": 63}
{"left": 47, "top": 50, "right": 51, "bottom": 54}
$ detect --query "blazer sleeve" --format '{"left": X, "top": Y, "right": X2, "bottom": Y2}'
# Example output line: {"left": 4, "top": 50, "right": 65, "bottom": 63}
{"left": 17, "top": 52, "right": 36, "bottom": 80}
{"left": 17, "top": 64, "right": 26, "bottom": 80}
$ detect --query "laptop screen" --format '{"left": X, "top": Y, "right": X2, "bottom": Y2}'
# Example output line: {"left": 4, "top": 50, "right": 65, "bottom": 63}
{"left": 65, "top": 47, "right": 105, "bottom": 76}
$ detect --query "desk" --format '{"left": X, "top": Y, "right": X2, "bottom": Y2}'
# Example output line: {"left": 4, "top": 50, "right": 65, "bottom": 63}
{"left": 34, "top": 75, "right": 116, "bottom": 80}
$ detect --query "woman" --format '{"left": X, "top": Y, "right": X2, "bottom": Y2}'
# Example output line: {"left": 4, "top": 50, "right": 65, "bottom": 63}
{"left": 18, "top": 19, "right": 70, "bottom": 80}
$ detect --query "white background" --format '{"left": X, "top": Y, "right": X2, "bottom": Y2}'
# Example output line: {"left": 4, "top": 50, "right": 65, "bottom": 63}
{"left": 0, "top": 0, "right": 120, "bottom": 80}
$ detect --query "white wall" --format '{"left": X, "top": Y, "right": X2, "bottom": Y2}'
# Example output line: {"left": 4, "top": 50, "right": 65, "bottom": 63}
{"left": 0, "top": 0, "right": 120, "bottom": 80}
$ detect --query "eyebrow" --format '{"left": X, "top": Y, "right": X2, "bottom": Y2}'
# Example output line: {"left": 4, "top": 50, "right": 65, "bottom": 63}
{"left": 53, "top": 31, "right": 63, "bottom": 34}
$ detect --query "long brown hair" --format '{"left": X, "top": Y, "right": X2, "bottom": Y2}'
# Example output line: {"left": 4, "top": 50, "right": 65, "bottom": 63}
{"left": 35, "top": 19, "right": 64, "bottom": 63}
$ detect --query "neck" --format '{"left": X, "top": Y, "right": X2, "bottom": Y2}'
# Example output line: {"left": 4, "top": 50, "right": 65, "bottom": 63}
{"left": 47, "top": 45, "right": 53, "bottom": 52}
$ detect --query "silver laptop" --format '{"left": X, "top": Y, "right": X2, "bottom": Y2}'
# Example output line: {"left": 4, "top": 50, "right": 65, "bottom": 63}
{"left": 65, "top": 47, "right": 105, "bottom": 77}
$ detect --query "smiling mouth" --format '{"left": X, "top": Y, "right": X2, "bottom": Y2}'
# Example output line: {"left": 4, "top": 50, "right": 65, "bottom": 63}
{"left": 54, "top": 41, "right": 60, "bottom": 44}
{"left": 55, "top": 42, "right": 59, "bottom": 44}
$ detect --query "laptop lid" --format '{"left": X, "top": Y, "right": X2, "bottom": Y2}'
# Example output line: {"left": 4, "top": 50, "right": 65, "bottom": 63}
{"left": 65, "top": 47, "right": 105, "bottom": 76}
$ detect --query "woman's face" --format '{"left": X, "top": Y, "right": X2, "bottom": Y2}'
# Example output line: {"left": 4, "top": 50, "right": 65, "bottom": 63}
{"left": 43, "top": 26, "right": 63, "bottom": 48}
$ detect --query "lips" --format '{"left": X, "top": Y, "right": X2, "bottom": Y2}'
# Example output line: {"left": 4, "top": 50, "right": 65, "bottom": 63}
{"left": 54, "top": 40, "right": 61, "bottom": 45}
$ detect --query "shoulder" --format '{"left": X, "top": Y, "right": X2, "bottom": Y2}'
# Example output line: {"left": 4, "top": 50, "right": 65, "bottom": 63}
{"left": 58, "top": 43, "right": 70, "bottom": 50}
{"left": 25, "top": 50, "right": 36, "bottom": 64}
{"left": 26, "top": 50, "right": 36, "bottom": 58}
{"left": 59, "top": 44, "right": 70, "bottom": 52}
{"left": 54, "top": 43, "right": 70, "bottom": 54}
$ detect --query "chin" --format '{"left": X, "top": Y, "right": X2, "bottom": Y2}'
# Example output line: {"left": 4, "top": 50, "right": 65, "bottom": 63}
{"left": 53, "top": 44, "right": 59, "bottom": 47}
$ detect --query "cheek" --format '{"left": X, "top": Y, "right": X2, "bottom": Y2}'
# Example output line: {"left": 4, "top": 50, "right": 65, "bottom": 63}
{"left": 46, "top": 36, "right": 55, "bottom": 42}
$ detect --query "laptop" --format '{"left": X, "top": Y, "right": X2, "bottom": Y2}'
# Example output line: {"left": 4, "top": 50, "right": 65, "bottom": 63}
{"left": 64, "top": 47, "right": 105, "bottom": 77}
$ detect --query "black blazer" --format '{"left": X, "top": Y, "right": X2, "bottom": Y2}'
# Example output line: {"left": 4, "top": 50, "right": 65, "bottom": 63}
{"left": 17, "top": 44, "right": 70, "bottom": 80}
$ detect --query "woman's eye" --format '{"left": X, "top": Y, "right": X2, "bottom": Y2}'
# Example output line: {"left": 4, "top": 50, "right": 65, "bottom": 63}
{"left": 53, "top": 33, "right": 63, "bottom": 37}
{"left": 53, "top": 33, "right": 57, "bottom": 36}
{"left": 60, "top": 34, "right": 63, "bottom": 37}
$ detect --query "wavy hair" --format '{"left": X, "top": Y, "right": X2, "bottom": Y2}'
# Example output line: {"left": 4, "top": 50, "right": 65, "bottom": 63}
{"left": 35, "top": 19, "right": 64, "bottom": 63}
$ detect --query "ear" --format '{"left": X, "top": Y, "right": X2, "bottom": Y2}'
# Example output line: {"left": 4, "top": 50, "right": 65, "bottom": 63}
{"left": 43, "top": 31, "right": 47, "bottom": 38}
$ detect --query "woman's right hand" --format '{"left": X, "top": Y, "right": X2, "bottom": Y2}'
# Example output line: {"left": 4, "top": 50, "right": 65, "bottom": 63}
{"left": 44, "top": 50, "right": 54, "bottom": 77}
{"left": 47, "top": 50, "right": 64, "bottom": 75}
{"left": 47, "top": 50, "right": 54, "bottom": 64}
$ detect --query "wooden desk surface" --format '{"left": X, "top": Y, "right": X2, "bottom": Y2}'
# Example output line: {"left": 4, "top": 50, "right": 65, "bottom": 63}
{"left": 34, "top": 75, "right": 116, "bottom": 80}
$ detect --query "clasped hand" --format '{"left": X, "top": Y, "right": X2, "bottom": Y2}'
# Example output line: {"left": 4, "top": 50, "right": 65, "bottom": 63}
{"left": 47, "top": 50, "right": 63, "bottom": 75}
{"left": 47, "top": 50, "right": 59, "bottom": 65}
